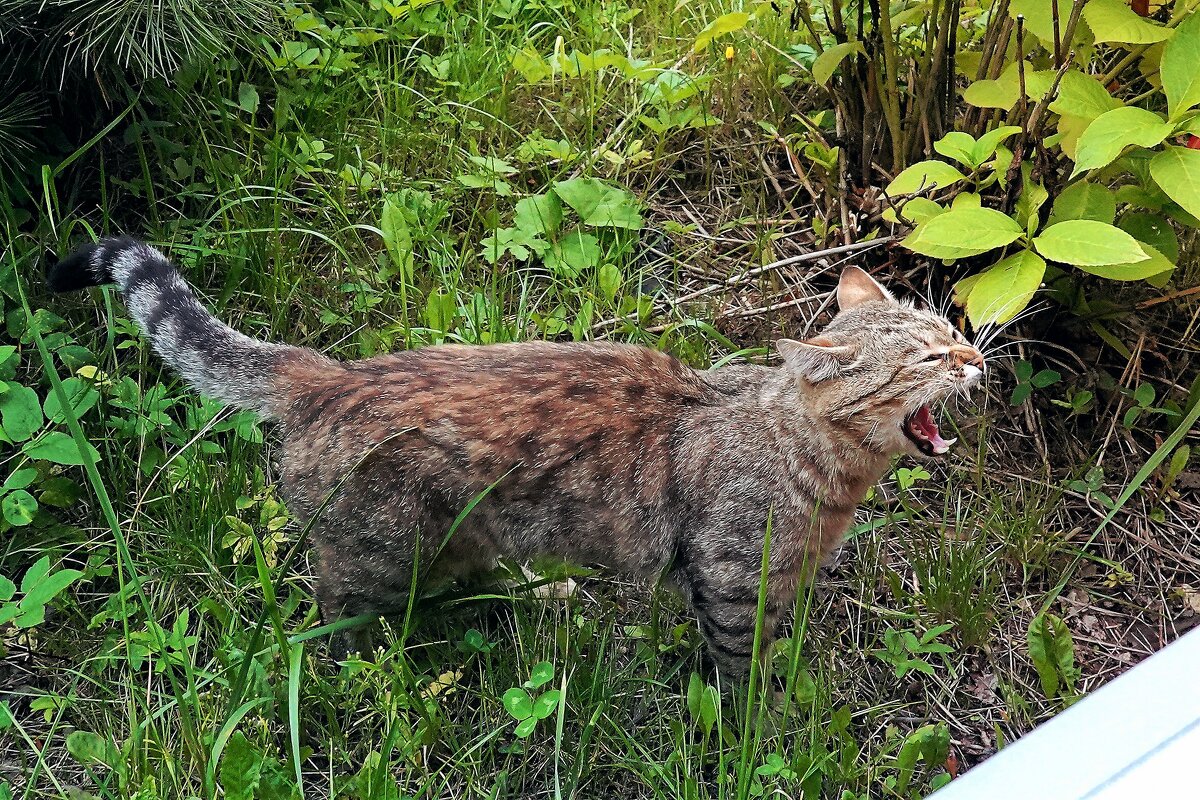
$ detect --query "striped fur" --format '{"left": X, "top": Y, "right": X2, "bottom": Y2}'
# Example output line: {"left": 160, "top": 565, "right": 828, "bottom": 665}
{"left": 48, "top": 238, "right": 308, "bottom": 418}
{"left": 50, "top": 238, "right": 984, "bottom": 681}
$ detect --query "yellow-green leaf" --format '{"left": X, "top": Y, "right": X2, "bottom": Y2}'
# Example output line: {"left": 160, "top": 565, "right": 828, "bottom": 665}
{"left": 1032, "top": 220, "right": 1149, "bottom": 266}
{"left": 966, "top": 250, "right": 1047, "bottom": 326}
{"left": 1071, "top": 107, "right": 1172, "bottom": 175}
{"left": 1082, "top": 0, "right": 1171, "bottom": 45}
{"left": 1163, "top": 12, "right": 1200, "bottom": 120}
{"left": 1149, "top": 146, "right": 1200, "bottom": 221}
{"left": 884, "top": 160, "right": 965, "bottom": 196}
{"left": 1047, "top": 181, "right": 1116, "bottom": 226}
{"left": 902, "top": 207, "right": 1023, "bottom": 260}
{"left": 1076, "top": 242, "right": 1174, "bottom": 281}
{"left": 693, "top": 11, "right": 752, "bottom": 52}
{"left": 1048, "top": 70, "right": 1123, "bottom": 121}
{"left": 812, "top": 42, "right": 865, "bottom": 86}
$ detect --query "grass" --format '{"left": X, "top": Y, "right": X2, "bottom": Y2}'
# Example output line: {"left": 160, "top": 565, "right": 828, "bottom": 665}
{"left": 3, "top": 0, "right": 1199, "bottom": 797}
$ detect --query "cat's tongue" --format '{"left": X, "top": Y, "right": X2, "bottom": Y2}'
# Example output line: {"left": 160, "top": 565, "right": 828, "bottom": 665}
{"left": 910, "top": 405, "right": 955, "bottom": 455}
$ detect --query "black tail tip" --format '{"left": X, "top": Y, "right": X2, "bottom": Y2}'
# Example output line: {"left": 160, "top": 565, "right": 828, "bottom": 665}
{"left": 46, "top": 242, "right": 110, "bottom": 293}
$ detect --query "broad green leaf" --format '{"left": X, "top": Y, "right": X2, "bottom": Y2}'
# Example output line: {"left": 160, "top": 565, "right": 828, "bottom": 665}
{"left": 883, "top": 160, "right": 965, "bottom": 196}
{"left": 951, "top": 192, "right": 982, "bottom": 210}
{"left": 1047, "top": 182, "right": 1117, "bottom": 226}
{"left": 43, "top": 377, "right": 100, "bottom": 424}
{"left": 2, "top": 489, "right": 37, "bottom": 526}
{"left": 380, "top": 196, "right": 414, "bottom": 279}
{"left": 693, "top": 11, "right": 752, "bottom": 51}
{"left": 1008, "top": 0, "right": 1078, "bottom": 47}
{"left": 1082, "top": 0, "right": 1171, "bottom": 45}
{"left": 20, "top": 566, "right": 83, "bottom": 609}
{"left": 66, "top": 731, "right": 121, "bottom": 770}
{"left": 1015, "top": 165, "right": 1049, "bottom": 235}
{"left": 597, "top": 264, "right": 622, "bottom": 301}
{"left": 933, "top": 132, "right": 977, "bottom": 168}
{"left": 21, "top": 432, "right": 101, "bottom": 466}
{"left": 1150, "top": 146, "right": 1200, "bottom": 221}
{"left": 513, "top": 193, "right": 562, "bottom": 235}
{"left": 237, "top": 82, "right": 260, "bottom": 114}
{"left": 892, "top": 198, "right": 945, "bottom": 225}
{"left": 502, "top": 687, "right": 533, "bottom": 720}
{"left": 1072, "top": 107, "right": 1172, "bottom": 175}
{"left": 3, "top": 467, "right": 37, "bottom": 491}
{"left": 1048, "top": 70, "right": 1123, "bottom": 121}
{"left": 966, "top": 250, "right": 1046, "bottom": 326}
{"left": 0, "top": 383, "right": 44, "bottom": 443}
{"left": 1027, "top": 612, "right": 1078, "bottom": 700}
{"left": 1163, "top": 12, "right": 1200, "bottom": 120}
{"left": 963, "top": 73, "right": 1018, "bottom": 110}
{"left": 0, "top": 576, "right": 14, "bottom": 602}
{"left": 811, "top": 42, "right": 865, "bottom": 86}
{"left": 1119, "top": 211, "right": 1179, "bottom": 261}
{"left": 1077, "top": 242, "right": 1174, "bottom": 281}
{"left": 543, "top": 231, "right": 601, "bottom": 277}
{"left": 902, "top": 207, "right": 1023, "bottom": 260}
{"left": 1032, "top": 220, "right": 1148, "bottom": 266}
{"left": 220, "top": 732, "right": 264, "bottom": 800}
{"left": 20, "top": 556, "right": 50, "bottom": 594}
{"left": 527, "top": 660, "right": 554, "bottom": 689}
{"left": 552, "top": 178, "right": 643, "bottom": 229}
{"left": 513, "top": 716, "right": 538, "bottom": 737}
{"left": 532, "top": 689, "right": 561, "bottom": 719}
{"left": 973, "top": 126, "right": 1022, "bottom": 163}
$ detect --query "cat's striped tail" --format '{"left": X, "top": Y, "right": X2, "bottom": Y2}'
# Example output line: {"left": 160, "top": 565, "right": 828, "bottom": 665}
{"left": 47, "top": 237, "right": 308, "bottom": 419}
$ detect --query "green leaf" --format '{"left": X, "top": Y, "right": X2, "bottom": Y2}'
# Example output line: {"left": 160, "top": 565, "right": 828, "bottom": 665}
{"left": 883, "top": 160, "right": 965, "bottom": 196}
{"left": 544, "top": 231, "right": 601, "bottom": 277}
{"left": 1009, "top": 0, "right": 1078, "bottom": 46}
{"left": 502, "top": 687, "right": 533, "bottom": 720}
{"left": 1047, "top": 181, "right": 1117, "bottom": 226}
{"left": 966, "top": 250, "right": 1046, "bottom": 326}
{"left": 514, "top": 193, "right": 562, "bottom": 235}
{"left": 1027, "top": 612, "right": 1078, "bottom": 699}
{"left": 597, "top": 264, "right": 622, "bottom": 302}
{"left": 1033, "top": 220, "right": 1149, "bottom": 266}
{"left": 0, "top": 383, "right": 44, "bottom": 443}
{"left": 0, "top": 577, "right": 14, "bottom": 602}
{"left": 43, "top": 377, "right": 100, "bottom": 424}
{"left": 693, "top": 11, "right": 752, "bottom": 52}
{"left": 1119, "top": 211, "right": 1179, "bottom": 262}
{"left": 552, "top": 178, "right": 643, "bottom": 229}
{"left": 2, "top": 489, "right": 38, "bottom": 526}
{"left": 220, "top": 732, "right": 264, "bottom": 800}
{"left": 932, "top": 132, "right": 977, "bottom": 168}
{"left": 1015, "top": 167, "right": 1049, "bottom": 235}
{"left": 1082, "top": 0, "right": 1171, "bottom": 45}
{"left": 3, "top": 467, "right": 37, "bottom": 491}
{"left": 379, "top": 196, "right": 414, "bottom": 279}
{"left": 20, "top": 566, "right": 83, "bottom": 610}
{"left": 66, "top": 731, "right": 120, "bottom": 770}
{"left": 527, "top": 660, "right": 554, "bottom": 689}
{"left": 1076, "top": 242, "right": 1174, "bottom": 281}
{"left": 902, "top": 207, "right": 1023, "bottom": 260}
{"left": 513, "top": 716, "right": 538, "bottom": 738}
{"left": 973, "top": 126, "right": 1022, "bottom": 163}
{"left": 20, "top": 556, "right": 50, "bottom": 594}
{"left": 22, "top": 432, "right": 100, "bottom": 466}
{"left": 237, "top": 82, "right": 260, "bottom": 114}
{"left": 811, "top": 42, "right": 865, "bottom": 86}
{"left": 1048, "top": 70, "right": 1123, "bottom": 121}
{"left": 532, "top": 689, "right": 561, "bottom": 719}
{"left": 1072, "top": 107, "right": 1172, "bottom": 175}
{"left": 1163, "top": 12, "right": 1200, "bottom": 120}
{"left": 1150, "top": 146, "right": 1200, "bottom": 221}
{"left": 963, "top": 63, "right": 1021, "bottom": 109}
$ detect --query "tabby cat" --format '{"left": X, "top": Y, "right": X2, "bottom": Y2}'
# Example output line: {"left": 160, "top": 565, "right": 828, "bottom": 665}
{"left": 49, "top": 237, "right": 984, "bottom": 678}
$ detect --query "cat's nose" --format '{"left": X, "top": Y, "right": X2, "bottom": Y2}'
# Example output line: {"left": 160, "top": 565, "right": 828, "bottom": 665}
{"left": 950, "top": 346, "right": 985, "bottom": 371}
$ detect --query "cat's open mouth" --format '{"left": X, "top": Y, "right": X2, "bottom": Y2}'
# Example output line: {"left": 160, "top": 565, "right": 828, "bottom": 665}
{"left": 903, "top": 405, "right": 957, "bottom": 457}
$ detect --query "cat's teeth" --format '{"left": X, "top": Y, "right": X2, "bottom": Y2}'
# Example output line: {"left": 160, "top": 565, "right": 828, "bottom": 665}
{"left": 932, "top": 437, "right": 958, "bottom": 455}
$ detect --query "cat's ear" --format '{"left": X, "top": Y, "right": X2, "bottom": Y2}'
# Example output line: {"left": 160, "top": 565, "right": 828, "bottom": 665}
{"left": 837, "top": 266, "right": 894, "bottom": 310}
{"left": 777, "top": 337, "right": 854, "bottom": 383}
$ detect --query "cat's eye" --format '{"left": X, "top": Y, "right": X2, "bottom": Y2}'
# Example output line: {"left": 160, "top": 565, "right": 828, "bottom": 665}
{"left": 923, "top": 352, "right": 946, "bottom": 363}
